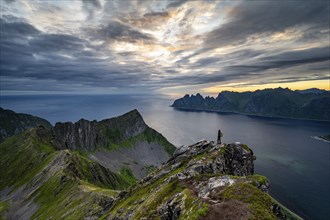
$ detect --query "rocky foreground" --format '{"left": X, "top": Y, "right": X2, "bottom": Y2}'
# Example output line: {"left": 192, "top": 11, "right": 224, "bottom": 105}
{"left": 100, "top": 140, "right": 301, "bottom": 220}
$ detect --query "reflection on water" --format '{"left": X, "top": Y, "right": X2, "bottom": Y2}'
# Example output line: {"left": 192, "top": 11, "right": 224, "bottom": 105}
{"left": 1, "top": 94, "right": 329, "bottom": 220}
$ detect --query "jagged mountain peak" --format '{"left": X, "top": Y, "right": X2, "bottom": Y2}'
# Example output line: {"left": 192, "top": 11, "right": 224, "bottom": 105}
{"left": 53, "top": 109, "right": 148, "bottom": 151}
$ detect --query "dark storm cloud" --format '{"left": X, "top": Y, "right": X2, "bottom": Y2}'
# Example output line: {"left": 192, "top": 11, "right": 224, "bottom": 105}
{"left": 144, "top": 12, "right": 169, "bottom": 17}
{"left": 190, "top": 49, "right": 264, "bottom": 68}
{"left": 0, "top": 20, "right": 87, "bottom": 66}
{"left": 220, "top": 46, "right": 330, "bottom": 76}
{"left": 162, "top": 70, "right": 249, "bottom": 86}
{"left": 0, "top": 19, "right": 38, "bottom": 66}
{"left": 29, "top": 34, "right": 86, "bottom": 52}
{"left": 215, "top": 47, "right": 330, "bottom": 82}
{"left": 167, "top": 0, "right": 188, "bottom": 9}
{"left": 90, "top": 21, "right": 155, "bottom": 43}
{"left": 193, "top": 57, "right": 220, "bottom": 67}
{"left": 205, "top": 0, "right": 329, "bottom": 47}
{"left": 0, "top": 18, "right": 39, "bottom": 38}
{"left": 0, "top": 19, "right": 151, "bottom": 91}
{"left": 165, "top": 46, "right": 330, "bottom": 86}
{"left": 259, "top": 47, "right": 330, "bottom": 69}
{"left": 211, "top": 47, "right": 330, "bottom": 77}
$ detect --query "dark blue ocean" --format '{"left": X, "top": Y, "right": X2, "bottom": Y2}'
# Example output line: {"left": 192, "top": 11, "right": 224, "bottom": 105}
{"left": 1, "top": 94, "right": 329, "bottom": 220}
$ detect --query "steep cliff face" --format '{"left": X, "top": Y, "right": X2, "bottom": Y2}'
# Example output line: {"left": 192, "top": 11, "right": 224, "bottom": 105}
{"left": 52, "top": 110, "right": 175, "bottom": 179}
{"left": 53, "top": 109, "right": 148, "bottom": 151}
{"left": 0, "top": 107, "right": 52, "bottom": 143}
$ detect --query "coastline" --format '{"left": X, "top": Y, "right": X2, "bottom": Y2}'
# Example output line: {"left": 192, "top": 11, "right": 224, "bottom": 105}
{"left": 270, "top": 197, "right": 304, "bottom": 220}
{"left": 311, "top": 136, "right": 330, "bottom": 143}
{"left": 170, "top": 106, "right": 330, "bottom": 123}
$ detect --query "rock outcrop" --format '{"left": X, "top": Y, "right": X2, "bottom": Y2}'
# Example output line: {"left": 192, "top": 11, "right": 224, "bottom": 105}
{"left": 53, "top": 109, "right": 175, "bottom": 179}
{"left": 53, "top": 109, "right": 147, "bottom": 151}
{"left": 102, "top": 139, "right": 298, "bottom": 220}
{"left": 166, "top": 140, "right": 254, "bottom": 178}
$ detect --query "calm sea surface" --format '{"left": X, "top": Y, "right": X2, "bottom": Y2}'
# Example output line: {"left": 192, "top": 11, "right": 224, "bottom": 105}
{"left": 1, "top": 94, "right": 329, "bottom": 220}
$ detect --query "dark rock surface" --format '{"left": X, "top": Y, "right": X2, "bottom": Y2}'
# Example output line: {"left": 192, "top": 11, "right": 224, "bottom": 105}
{"left": 159, "top": 193, "right": 182, "bottom": 220}
{"left": 222, "top": 143, "right": 254, "bottom": 176}
{"left": 166, "top": 140, "right": 255, "bottom": 178}
{"left": 53, "top": 109, "right": 147, "bottom": 151}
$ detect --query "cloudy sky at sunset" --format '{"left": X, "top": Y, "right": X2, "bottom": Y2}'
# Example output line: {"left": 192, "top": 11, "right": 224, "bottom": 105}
{"left": 1, "top": 0, "right": 329, "bottom": 96}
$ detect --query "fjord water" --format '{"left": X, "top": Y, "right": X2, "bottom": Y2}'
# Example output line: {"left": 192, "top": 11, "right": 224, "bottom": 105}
{"left": 1, "top": 94, "right": 329, "bottom": 220}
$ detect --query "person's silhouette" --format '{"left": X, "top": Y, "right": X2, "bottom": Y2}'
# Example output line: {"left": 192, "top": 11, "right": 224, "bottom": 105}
{"left": 217, "top": 129, "right": 223, "bottom": 144}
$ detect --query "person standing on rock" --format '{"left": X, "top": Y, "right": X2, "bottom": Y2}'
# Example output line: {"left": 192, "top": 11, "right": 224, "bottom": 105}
{"left": 217, "top": 129, "right": 223, "bottom": 144}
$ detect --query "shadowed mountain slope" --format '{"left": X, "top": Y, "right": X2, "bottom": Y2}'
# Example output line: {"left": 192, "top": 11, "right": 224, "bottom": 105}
{"left": 0, "top": 107, "right": 52, "bottom": 143}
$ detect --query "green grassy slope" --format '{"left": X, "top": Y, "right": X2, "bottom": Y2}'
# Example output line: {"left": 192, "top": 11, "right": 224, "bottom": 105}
{"left": 0, "top": 127, "right": 136, "bottom": 220}
{"left": 0, "top": 128, "right": 55, "bottom": 190}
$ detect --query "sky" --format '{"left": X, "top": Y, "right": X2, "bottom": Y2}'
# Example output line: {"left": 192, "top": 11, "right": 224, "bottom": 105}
{"left": 0, "top": 0, "right": 329, "bottom": 97}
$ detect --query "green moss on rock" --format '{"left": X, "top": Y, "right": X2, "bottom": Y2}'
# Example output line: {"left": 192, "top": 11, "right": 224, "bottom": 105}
{"left": 221, "top": 182, "right": 277, "bottom": 219}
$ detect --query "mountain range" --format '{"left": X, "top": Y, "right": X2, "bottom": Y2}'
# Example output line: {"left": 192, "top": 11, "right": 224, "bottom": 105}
{"left": 171, "top": 88, "right": 330, "bottom": 121}
{"left": 0, "top": 108, "right": 301, "bottom": 219}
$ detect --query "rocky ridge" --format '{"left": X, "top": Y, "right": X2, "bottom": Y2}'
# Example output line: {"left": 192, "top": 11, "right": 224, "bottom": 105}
{"left": 0, "top": 109, "right": 176, "bottom": 219}
{"left": 0, "top": 126, "right": 135, "bottom": 219}
{"left": 100, "top": 139, "right": 300, "bottom": 220}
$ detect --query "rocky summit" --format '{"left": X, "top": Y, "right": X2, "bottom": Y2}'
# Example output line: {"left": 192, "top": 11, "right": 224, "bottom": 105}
{"left": 101, "top": 140, "right": 301, "bottom": 220}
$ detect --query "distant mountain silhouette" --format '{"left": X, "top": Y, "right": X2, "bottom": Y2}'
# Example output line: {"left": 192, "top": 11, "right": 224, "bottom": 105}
{"left": 171, "top": 88, "right": 330, "bottom": 121}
